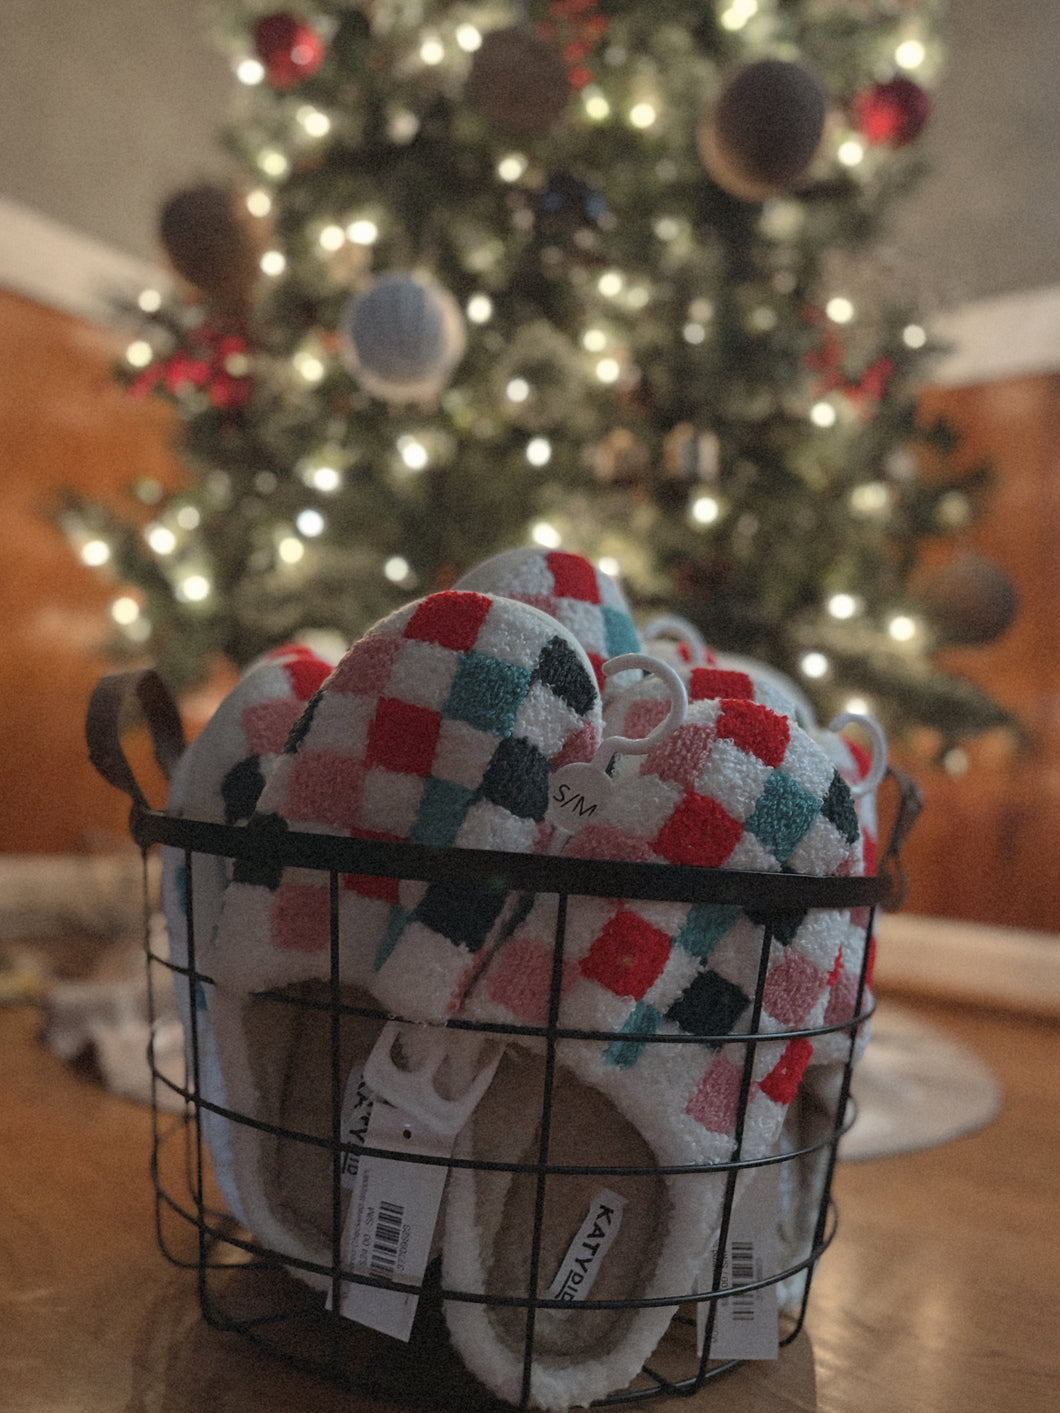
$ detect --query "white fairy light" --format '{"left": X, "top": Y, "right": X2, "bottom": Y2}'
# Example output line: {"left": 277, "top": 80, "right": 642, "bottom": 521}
{"left": 399, "top": 437, "right": 429, "bottom": 471}
{"left": 258, "top": 147, "right": 290, "bottom": 180}
{"left": 455, "top": 24, "right": 482, "bottom": 53}
{"left": 296, "top": 509, "right": 325, "bottom": 537}
{"left": 530, "top": 520, "right": 562, "bottom": 548}
{"left": 80, "top": 539, "right": 111, "bottom": 568}
{"left": 278, "top": 537, "right": 305, "bottom": 565}
{"left": 837, "top": 138, "right": 865, "bottom": 167}
{"left": 175, "top": 505, "right": 201, "bottom": 531}
{"left": 384, "top": 555, "right": 411, "bottom": 582}
{"left": 844, "top": 696, "right": 871, "bottom": 717}
{"left": 260, "top": 249, "right": 287, "bottom": 277}
{"left": 506, "top": 377, "right": 530, "bottom": 404}
{"left": 903, "top": 323, "right": 927, "bottom": 349}
{"left": 347, "top": 218, "right": 379, "bottom": 245}
{"left": 800, "top": 651, "right": 830, "bottom": 679}
{"left": 583, "top": 88, "right": 611, "bottom": 121}
{"left": 627, "top": 285, "right": 650, "bottom": 310}
{"left": 943, "top": 747, "right": 970, "bottom": 776}
{"left": 629, "top": 102, "right": 657, "bottom": 130}
{"left": 308, "top": 465, "right": 342, "bottom": 493}
{"left": 582, "top": 328, "right": 608, "bottom": 353}
{"left": 597, "top": 270, "right": 624, "bottom": 298}
{"left": 896, "top": 39, "right": 926, "bottom": 70}
{"left": 526, "top": 437, "right": 552, "bottom": 466}
{"left": 595, "top": 357, "right": 621, "bottom": 384}
{"left": 294, "top": 351, "right": 325, "bottom": 384}
{"left": 319, "top": 224, "right": 346, "bottom": 251}
{"left": 653, "top": 216, "right": 680, "bottom": 241}
{"left": 110, "top": 596, "right": 141, "bottom": 627}
{"left": 598, "top": 556, "right": 621, "bottom": 578}
{"left": 246, "top": 188, "right": 272, "bottom": 218}
{"left": 719, "top": 0, "right": 758, "bottom": 32}
{"left": 236, "top": 57, "right": 265, "bottom": 85}
{"left": 145, "top": 524, "right": 177, "bottom": 556}
{"left": 849, "top": 482, "right": 890, "bottom": 515}
{"left": 747, "top": 306, "right": 778, "bottom": 333}
{"left": 888, "top": 614, "right": 918, "bottom": 643}
{"left": 297, "top": 105, "right": 331, "bottom": 137}
{"left": 826, "top": 297, "right": 855, "bottom": 324}
{"left": 466, "top": 293, "right": 493, "bottom": 324}
{"left": 683, "top": 323, "right": 707, "bottom": 345}
{"left": 126, "top": 340, "right": 153, "bottom": 369}
{"left": 137, "top": 288, "right": 162, "bottom": 314}
{"left": 179, "top": 573, "right": 212, "bottom": 602}
{"left": 497, "top": 154, "right": 528, "bottom": 183}
{"left": 811, "top": 401, "right": 838, "bottom": 428}
{"left": 690, "top": 494, "right": 721, "bottom": 526}
{"left": 419, "top": 35, "right": 445, "bottom": 65}
{"left": 827, "top": 593, "right": 861, "bottom": 620}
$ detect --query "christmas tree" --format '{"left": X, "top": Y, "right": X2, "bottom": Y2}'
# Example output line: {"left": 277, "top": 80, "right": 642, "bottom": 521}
{"left": 63, "top": 0, "right": 1018, "bottom": 752}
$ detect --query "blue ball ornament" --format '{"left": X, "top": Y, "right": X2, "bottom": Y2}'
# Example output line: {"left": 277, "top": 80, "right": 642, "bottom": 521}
{"left": 341, "top": 273, "right": 466, "bottom": 403}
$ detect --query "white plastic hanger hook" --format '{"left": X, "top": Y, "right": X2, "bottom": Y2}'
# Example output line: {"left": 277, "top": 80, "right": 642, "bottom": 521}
{"left": 591, "top": 653, "right": 689, "bottom": 767}
{"left": 642, "top": 614, "right": 707, "bottom": 661}
{"left": 827, "top": 711, "right": 888, "bottom": 798}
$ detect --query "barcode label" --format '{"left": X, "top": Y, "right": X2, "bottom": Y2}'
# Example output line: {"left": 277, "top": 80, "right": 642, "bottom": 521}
{"left": 729, "top": 1240, "right": 757, "bottom": 1321}
{"left": 699, "top": 1166, "right": 780, "bottom": 1361}
{"left": 369, "top": 1200, "right": 404, "bottom": 1277}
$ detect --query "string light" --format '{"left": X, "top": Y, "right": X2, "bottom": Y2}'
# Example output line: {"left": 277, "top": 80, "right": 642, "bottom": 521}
{"left": 455, "top": 24, "right": 482, "bottom": 52}
{"left": 384, "top": 555, "right": 411, "bottom": 582}
{"left": 800, "top": 651, "right": 830, "bottom": 679}
{"left": 125, "top": 340, "right": 153, "bottom": 369}
{"left": 137, "top": 289, "right": 162, "bottom": 313}
{"left": 257, "top": 147, "right": 290, "bottom": 180}
{"left": 690, "top": 494, "right": 721, "bottom": 526}
{"left": 582, "top": 328, "right": 608, "bottom": 353}
{"left": 297, "top": 105, "right": 331, "bottom": 137}
{"left": 810, "top": 401, "right": 837, "bottom": 428}
{"left": 888, "top": 614, "right": 918, "bottom": 643}
{"left": 837, "top": 138, "right": 865, "bottom": 167}
{"left": 719, "top": 0, "right": 758, "bottom": 32}
{"left": 943, "top": 747, "right": 970, "bottom": 776}
{"left": 530, "top": 520, "right": 562, "bottom": 548}
{"left": 827, "top": 593, "right": 863, "bottom": 620}
{"left": 398, "top": 437, "right": 429, "bottom": 471}
{"left": 260, "top": 250, "right": 287, "bottom": 276}
{"left": 246, "top": 188, "right": 272, "bottom": 217}
{"left": 306, "top": 464, "right": 342, "bottom": 493}
{"left": 826, "top": 297, "right": 855, "bottom": 324}
{"left": 80, "top": 539, "right": 111, "bottom": 567}
{"left": 179, "top": 573, "right": 212, "bottom": 602}
{"left": 175, "top": 506, "right": 201, "bottom": 531}
{"left": 236, "top": 57, "right": 265, "bottom": 85}
{"left": 653, "top": 217, "right": 680, "bottom": 241}
{"left": 419, "top": 35, "right": 445, "bottom": 65}
{"left": 683, "top": 323, "right": 707, "bottom": 345}
{"left": 296, "top": 509, "right": 325, "bottom": 537}
{"left": 629, "top": 102, "right": 658, "bottom": 130}
{"left": 146, "top": 524, "right": 177, "bottom": 556}
{"left": 294, "top": 350, "right": 325, "bottom": 383}
{"left": 111, "top": 596, "right": 141, "bottom": 626}
{"left": 583, "top": 87, "right": 611, "bottom": 121}
{"left": 319, "top": 224, "right": 346, "bottom": 251}
{"left": 347, "top": 218, "right": 379, "bottom": 245}
{"left": 506, "top": 378, "right": 530, "bottom": 404}
{"left": 849, "top": 482, "right": 890, "bottom": 515}
{"left": 497, "top": 154, "right": 527, "bottom": 183}
{"left": 278, "top": 537, "right": 305, "bottom": 565}
{"left": 597, "top": 270, "right": 624, "bottom": 298}
{"left": 598, "top": 556, "right": 621, "bottom": 578}
{"left": 595, "top": 357, "right": 621, "bottom": 384}
{"left": 526, "top": 437, "right": 552, "bottom": 466}
{"left": 895, "top": 39, "right": 926, "bottom": 70}
{"left": 843, "top": 696, "right": 871, "bottom": 717}
{"left": 466, "top": 294, "right": 493, "bottom": 324}
{"left": 903, "top": 323, "right": 927, "bottom": 348}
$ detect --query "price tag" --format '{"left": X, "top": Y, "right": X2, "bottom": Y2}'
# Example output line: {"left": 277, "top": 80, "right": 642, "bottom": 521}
{"left": 699, "top": 1164, "right": 781, "bottom": 1361}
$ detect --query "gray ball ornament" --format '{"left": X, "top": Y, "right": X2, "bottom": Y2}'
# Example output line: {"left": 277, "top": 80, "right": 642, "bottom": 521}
{"left": 340, "top": 273, "right": 466, "bottom": 403}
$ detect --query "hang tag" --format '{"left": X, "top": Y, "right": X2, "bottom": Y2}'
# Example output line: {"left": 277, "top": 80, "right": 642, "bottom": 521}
{"left": 699, "top": 1164, "right": 781, "bottom": 1361}
{"left": 546, "top": 762, "right": 613, "bottom": 834}
{"left": 338, "top": 1066, "right": 375, "bottom": 1188}
{"left": 333, "top": 1096, "right": 453, "bottom": 1341}
{"left": 547, "top": 1189, "right": 627, "bottom": 1302}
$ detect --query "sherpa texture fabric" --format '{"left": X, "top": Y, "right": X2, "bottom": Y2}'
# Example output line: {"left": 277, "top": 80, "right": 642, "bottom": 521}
{"left": 442, "top": 689, "right": 865, "bottom": 1410}
{"left": 455, "top": 546, "right": 642, "bottom": 696}
{"left": 206, "top": 592, "right": 604, "bottom": 1287}
{"left": 161, "top": 643, "right": 333, "bottom": 1220}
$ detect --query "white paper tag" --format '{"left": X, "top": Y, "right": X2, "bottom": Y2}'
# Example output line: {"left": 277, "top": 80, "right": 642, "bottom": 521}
{"left": 547, "top": 1189, "right": 627, "bottom": 1302}
{"left": 546, "top": 762, "right": 613, "bottom": 834}
{"left": 699, "top": 1165, "right": 780, "bottom": 1361}
{"left": 333, "top": 1098, "right": 453, "bottom": 1341}
{"left": 338, "top": 1066, "right": 375, "bottom": 1188}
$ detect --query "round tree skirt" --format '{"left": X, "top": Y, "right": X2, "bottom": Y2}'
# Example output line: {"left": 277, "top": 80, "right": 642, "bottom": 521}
{"left": 840, "top": 1001, "right": 1003, "bottom": 1161}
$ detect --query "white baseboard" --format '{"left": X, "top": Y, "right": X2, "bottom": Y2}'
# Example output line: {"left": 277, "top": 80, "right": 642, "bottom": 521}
{"left": 874, "top": 912, "right": 1060, "bottom": 1018}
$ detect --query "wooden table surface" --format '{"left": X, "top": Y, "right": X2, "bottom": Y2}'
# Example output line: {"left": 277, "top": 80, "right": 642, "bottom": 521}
{"left": 1, "top": 990, "right": 1056, "bottom": 1413}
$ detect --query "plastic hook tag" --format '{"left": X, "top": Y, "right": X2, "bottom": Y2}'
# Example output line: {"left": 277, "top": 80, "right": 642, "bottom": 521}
{"left": 362, "top": 1021, "right": 504, "bottom": 1140}
{"left": 546, "top": 652, "right": 688, "bottom": 838}
{"left": 827, "top": 711, "right": 888, "bottom": 799}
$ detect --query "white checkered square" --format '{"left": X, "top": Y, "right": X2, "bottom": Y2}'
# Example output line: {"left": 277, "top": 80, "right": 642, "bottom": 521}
{"left": 694, "top": 736, "right": 772, "bottom": 821}
{"left": 455, "top": 798, "right": 538, "bottom": 853}
{"left": 360, "top": 767, "right": 426, "bottom": 836}
{"left": 431, "top": 718, "right": 500, "bottom": 789}
{"left": 385, "top": 636, "right": 461, "bottom": 708}
{"left": 511, "top": 680, "right": 589, "bottom": 759}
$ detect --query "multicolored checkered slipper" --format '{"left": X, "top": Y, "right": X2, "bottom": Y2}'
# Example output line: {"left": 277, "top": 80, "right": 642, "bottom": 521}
{"left": 207, "top": 591, "right": 603, "bottom": 1281}
{"left": 161, "top": 643, "right": 334, "bottom": 1221}
{"left": 456, "top": 546, "right": 642, "bottom": 698}
{"left": 440, "top": 690, "right": 865, "bottom": 1410}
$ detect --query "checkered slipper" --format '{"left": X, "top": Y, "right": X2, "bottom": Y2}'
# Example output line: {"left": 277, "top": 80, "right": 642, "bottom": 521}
{"left": 207, "top": 591, "right": 603, "bottom": 1280}
{"left": 440, "top": 691, "right": 865, "bottom": 1410}
{"left": 161, "top": 643, "right": 333, "bottom": 1221}
{"left": 456, "top": 546, "right": 642, "bottom": 698}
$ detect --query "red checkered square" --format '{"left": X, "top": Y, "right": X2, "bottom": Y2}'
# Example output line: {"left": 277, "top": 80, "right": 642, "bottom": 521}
{"left": 716, "top": 699, "right": 789, "bottom": 766}
{"left": 546, "top": 550, "right": 600, "bottom": 603}
{"left": 283, "top": 656, "right": 332, "bottom": 701}
{"left": 688, "top": 668, "right": 754, "bottom": 702}
{"left": 365, "top": 698, "right": 441, "bottom": 776}
{"left": 285, "top": 752, "right": 366, "bottom": 829}
{"left": 758, "top": 1038, "right": 814, "bottom": 1104}
{"left": 654, "top": 790, "right": 743, "bottom": 868}
{"left": 580, "top": 909, "right": 671, "bottom": 1000}
{"left": 404, "top": 591, "right": 492, "bottom": 650}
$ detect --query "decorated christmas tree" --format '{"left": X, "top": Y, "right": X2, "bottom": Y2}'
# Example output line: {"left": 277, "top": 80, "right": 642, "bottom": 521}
{"left": 63, "top": 0, "right": 1018, "bottom": 752}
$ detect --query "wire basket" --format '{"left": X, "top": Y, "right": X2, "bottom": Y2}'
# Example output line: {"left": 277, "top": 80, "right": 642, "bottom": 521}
{"left": 88, "top": 669, "right": 919, "bottom": 1411}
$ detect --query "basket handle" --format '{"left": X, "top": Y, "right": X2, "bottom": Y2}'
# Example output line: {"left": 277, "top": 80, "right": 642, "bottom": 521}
{"left": 86, "top": 670, "right": 186, "bottom": 838}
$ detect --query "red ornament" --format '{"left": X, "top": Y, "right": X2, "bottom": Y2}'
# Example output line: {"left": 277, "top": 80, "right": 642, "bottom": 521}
{"left": 853, "top": 76, "right": 930, "bottom": 147}
{"left": 129, "top": 318, "right": 253, "bottom": 412}
{"left": 254, "top": 12, "right": 325, "bottom": 90}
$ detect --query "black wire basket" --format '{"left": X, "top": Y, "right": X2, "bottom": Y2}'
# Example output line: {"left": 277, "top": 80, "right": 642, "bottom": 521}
{"left": 87, "top": 669, "right": 920, "bottom": 1412}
